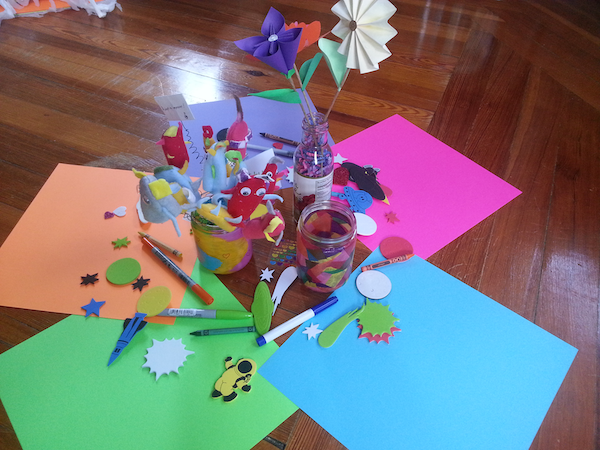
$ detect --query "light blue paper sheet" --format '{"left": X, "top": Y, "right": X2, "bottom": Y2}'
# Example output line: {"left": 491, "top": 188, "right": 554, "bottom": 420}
{"left": 259, "top": 251, "right": 578, "bottom": 450}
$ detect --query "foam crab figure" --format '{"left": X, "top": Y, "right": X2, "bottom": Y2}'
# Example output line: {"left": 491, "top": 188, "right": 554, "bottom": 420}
{"left": 213, "top": 171, "right": 283, "bottom": 226}
{"left": 242, "top": 201, "right": 285, "bottom": 244}
{"left": 133, "top": 162, "right": 204, "bottom": 237}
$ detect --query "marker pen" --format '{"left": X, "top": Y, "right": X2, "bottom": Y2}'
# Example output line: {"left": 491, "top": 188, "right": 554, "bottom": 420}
{"left": 158, "top": 308, "right": 252, "bottom": 320}
{"left": 141, "top": 237, "right": 214, "bottom": 305}
{"left": 256, "top": 296, "right": 338, "bottom": 346}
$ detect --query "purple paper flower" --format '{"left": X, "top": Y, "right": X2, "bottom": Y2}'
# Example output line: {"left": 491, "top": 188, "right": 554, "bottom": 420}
{"left": 235, "top": 7, "right": 303, "bottom": 74}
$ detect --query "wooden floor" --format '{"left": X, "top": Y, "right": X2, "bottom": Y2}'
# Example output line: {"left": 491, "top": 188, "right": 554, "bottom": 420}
{"left": 1, "top": 0, "right": 599, "bottom": 449}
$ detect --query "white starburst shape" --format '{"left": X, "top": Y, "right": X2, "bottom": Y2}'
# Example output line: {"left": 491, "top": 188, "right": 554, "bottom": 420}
{"left": 142, "top": 338, "right": 194, "bottom": 381}
{"left": 260, "top": 267, "right": 275, "bottom": 282}
{"left": 334, "top": 153, "right": 348, "bottom": 164}
{"left": 302, "top": 323, "right": 323, "bottom": 340}
{"left": 286, "top": 167, "right": 294, "bottom": 184}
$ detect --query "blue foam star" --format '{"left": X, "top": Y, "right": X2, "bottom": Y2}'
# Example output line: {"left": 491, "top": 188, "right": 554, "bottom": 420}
{"left": 81, "top": 298, "right": 106, "bottom": 317}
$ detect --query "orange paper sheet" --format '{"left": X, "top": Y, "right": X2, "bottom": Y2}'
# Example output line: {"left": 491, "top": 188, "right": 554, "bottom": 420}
{"left": 0, "top": 164, "right": 202, "bottom": 322}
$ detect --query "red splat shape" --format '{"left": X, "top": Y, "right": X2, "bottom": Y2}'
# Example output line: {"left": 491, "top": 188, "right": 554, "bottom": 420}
{"left": 357, "top": 324, "right": 401, "bottom": 344}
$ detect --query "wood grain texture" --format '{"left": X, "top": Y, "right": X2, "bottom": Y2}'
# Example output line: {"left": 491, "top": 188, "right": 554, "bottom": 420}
{"left": 1, "top": 1, "right": 598, "bottom": 449}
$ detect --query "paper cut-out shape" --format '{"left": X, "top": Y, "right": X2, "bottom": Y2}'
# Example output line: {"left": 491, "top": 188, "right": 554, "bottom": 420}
{"left": 331, "top": 0, "right": 398, "bottom": 74}
{"left": 334, "top": 153, "right": 348, "bottom": 165}
{"left": 271, "top": 266, "right": 298, "bottom": 315}
{"left": 80, "top": 273, "right": 99, "bottom": 286}
{"left": 81, "top": 298, "right": 105, "bottom": 317}
{"left": 137, "top": 286, "right": 172, "bottom": 317}
{"left": 112, "top": 237, "right": 131, "bottom": 249}
{"left": 108, "top": 312, "right": 147, "bottom": 366}
{"left": 297, "top": 54, "right": 323, "bottom": 91}
{"left": 249, "top": 89, "right": 302, "bottom": 104}
{"left": 302, "top": 323, "right": 323, "bottom": 340}
{"left": 113, "top": 206, "right": 127, "bottom": 217}
{"left": 234, "top": 7, "right": 303, "bottom": 74}
{"left": 252, "top": 281, "right": 274, "bottom": 335}
{"left": 341, "top": 162, "right": 386, "bottom": 201}
{"left": 212, "top": 357, "right": 257, "bottom": 402}
{"left": 385, "top": 211, "right": 399, "bottom": 223}
{"left": 260, "top": 268, "right": 275, "bottom": 282}
{"left": 357, "top": 300, "right": 400, "bottom": 344}
{"left": 132, "top": 276, "right": 150, "bottom": 291}
{"left": 318, "top": 38, "right": 349, "bottom": 88}
{"left": 333, "top": 186, "right": 373, "bottom": 213}
{"left": 286, "top": 167, "right": 294, "bottom": 183}
{"left": 318, "top": 303, "right": 366, "bottom": 348}
{"left": 106, "top": 258, "right": 141, "bottom": 285}
{"left": 356, "top": 270, "right": 392, "bottom": 299}
{"left": 142, "top": 338, "right": 194, "bottom": 381}
{"left": 286, "top": 21, "right": 321, "bottom": 52}
{"left": 380, "top": 236, "right": 413, "bottom": 258}
{"left": 354, "top": 212, "right": 377, "bottom": 236}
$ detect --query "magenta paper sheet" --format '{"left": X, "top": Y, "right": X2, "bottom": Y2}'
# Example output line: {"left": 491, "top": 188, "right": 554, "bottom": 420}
{"left": 331, "top": 115, "right": 521, "bottom": 257}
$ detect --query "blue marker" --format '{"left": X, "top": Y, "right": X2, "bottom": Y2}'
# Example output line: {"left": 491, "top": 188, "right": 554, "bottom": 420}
{"left": 108, "top": 312, "right": 147, "bottom": 366}
{"left": 256, "top": 296, "right": 338, "bottom": 346}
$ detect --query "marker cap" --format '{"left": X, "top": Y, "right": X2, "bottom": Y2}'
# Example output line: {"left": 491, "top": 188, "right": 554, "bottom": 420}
{"left": 312, "top": 296, "right": 338, "bottom": 315}
{"left": 256, "top": 336, "right": 267, "bottom": 347}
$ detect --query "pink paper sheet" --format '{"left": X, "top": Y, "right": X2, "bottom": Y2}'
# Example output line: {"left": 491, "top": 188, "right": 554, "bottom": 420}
{"left": 331, "top": 115, "right": 521, "bottom": 257}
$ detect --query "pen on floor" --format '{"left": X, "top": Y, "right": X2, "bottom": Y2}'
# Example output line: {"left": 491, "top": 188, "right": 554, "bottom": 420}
{"left": 247, "top": 143, "right": 294, "bottom": 158}
{"left": 140, "top": 236, "right": 214, "bottom": 305}
{"left": 138, "top": 231, "right": 183, "bottom": 258}
{"left": 191, "top": 326, "right": 257, "bottom": 336}
{"left": 259, "top": 132, "right": 300, "bottom": 147}
{"left": 256, "top": 296, "right": 338, "bottom": 346}
{"left": 158, "top": 308, "right": 252, "bottom": 320}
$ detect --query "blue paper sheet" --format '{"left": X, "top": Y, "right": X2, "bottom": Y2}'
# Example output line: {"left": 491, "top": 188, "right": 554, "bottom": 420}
{"left": 259, "top": 251, "right": 577, "bottom": 450}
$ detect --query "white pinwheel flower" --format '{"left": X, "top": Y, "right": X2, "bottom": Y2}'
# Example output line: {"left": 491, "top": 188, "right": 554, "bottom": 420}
{"left": 331, "top": 0, "right": 398, "bottom": 73}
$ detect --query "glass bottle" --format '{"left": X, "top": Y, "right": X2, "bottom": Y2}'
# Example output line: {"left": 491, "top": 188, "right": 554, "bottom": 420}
{"left": 293, "top": 112, "right": 334, "bottom": 223}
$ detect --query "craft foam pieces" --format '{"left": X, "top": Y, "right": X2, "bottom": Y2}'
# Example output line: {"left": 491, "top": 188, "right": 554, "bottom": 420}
{"left": 0, "top": 164, "right": 198, "bottom": 322}
{"left": 142, "top": 338, "right": 194, "bottom": 381}
{"left": 137, "top": 286, "right": 172, "bottom": 317}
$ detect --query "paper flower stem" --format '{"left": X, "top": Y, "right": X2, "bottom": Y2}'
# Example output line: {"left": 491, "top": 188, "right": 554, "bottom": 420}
{"left": 287, "top": 76, "right": 312, "bottom": 124}
{"left": 294, "top": 63, "right": 317, "bottom": 124}
{"left": 324, "top": 68, "right": 351, "bottom": 121}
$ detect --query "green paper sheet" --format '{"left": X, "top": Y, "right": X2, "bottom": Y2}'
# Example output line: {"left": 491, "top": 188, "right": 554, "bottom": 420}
{"left": 0, "top": 262, "right": 297, "bottom": 450}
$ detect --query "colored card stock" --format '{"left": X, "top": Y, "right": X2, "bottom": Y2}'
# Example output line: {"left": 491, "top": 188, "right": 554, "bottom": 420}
{"left": 176, "top": 93, "right": 331, "bottom": 185}
{"left": 330, "top": 115, "right": 522, "bottom": 257}
{"left": 0, "top": 262, "right": 297, "bottom": 450}
{"left": 0, "top": 164, "right": 199, "bottom": 321}
{"left": 259, "top": 250, "right": 577, "bottom": 450}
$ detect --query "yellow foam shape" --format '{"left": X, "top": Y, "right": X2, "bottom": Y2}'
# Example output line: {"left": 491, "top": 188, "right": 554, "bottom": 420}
{"left": 197, "top": 204, "right": 236, "bottom": 232}
{"left": 137, "top": 286, "right": 172, "bottom": 317}
{"left": 148, "top": 179, "right": 172, "bottom": 200}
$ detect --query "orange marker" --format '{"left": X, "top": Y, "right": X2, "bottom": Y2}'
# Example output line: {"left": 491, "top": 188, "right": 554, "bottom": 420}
{"left": 141, "top": 237, "right": 214, "bottom": 305}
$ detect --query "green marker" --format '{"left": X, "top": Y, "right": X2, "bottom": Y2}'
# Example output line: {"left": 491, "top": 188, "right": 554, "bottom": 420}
{"left": 157, "top": 308, "right": 252, "bottom": 320}
{"left": 190, "top": 326, "right": 257, "bottom": 336}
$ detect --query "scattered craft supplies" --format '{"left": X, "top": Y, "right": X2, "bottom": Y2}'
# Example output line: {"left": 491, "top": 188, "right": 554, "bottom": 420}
{"left": 0, "top": 262, "right": 297, "bottom": 450}
{"left": 260, "top": 250, "right": 577, "bottom": 450}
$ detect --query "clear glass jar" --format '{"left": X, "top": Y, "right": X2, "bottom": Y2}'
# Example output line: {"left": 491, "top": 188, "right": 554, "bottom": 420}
{"left": 296, "top": 201, "right": 357, "bottom": 292}
{"left": 293, "top": 112, "right": 334, "bottom": 223}
{"left": 191, "top": 211, "right": 253, "bottom": 274}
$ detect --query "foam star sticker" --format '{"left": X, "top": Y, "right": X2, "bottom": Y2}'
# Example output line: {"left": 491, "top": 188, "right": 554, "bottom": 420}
{"left": 112, "top": 237, "right": 131, "bottom": 249}
{"left": 302, "top": 322, "right": 323, "bottom": 340}
{"left": 286, "top": 166, "right": 294, "bottom": 183}
{"left": 385, "top": 211, "right": 399, "bottom": 223}
{"left": 81, "top": 298, "right": 106, "bottom": 317}
{"left": 260, "top": 267, "right": 275, "bottom": 282}
{"left": 334, "top": 153, "right": 348, "bottom": 164}
{"left": 132, "top": 276, "right": 150, "bottom": 292}
{"left": 80, "top": 273, "right": 99, "bottom": 285}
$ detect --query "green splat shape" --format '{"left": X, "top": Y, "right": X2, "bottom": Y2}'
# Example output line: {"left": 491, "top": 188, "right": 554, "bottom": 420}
{"left": 357, "top": 300, "right": 399, "bottom": 337}
{"left": 252, "top": 281, "right": 273, "bottom": 335}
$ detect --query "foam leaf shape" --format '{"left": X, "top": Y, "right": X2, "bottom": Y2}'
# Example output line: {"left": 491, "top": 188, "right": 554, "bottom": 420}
{"left": 331, "top": 0, "right": 398, "bottom": 73}
{"left": 248, "top": 89, "right": 302, "bottom": 104}
{"left": 252, "top": 281, "right": 273, "bottom": 335}
{"left": 298, "top": 53, "right": 323, "bottom": 91}
{"left": 318, "top": 38, "right": 348, "bottom": 88}
{"left": 142, "top": 338, "right": 194, "bottom": 381}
